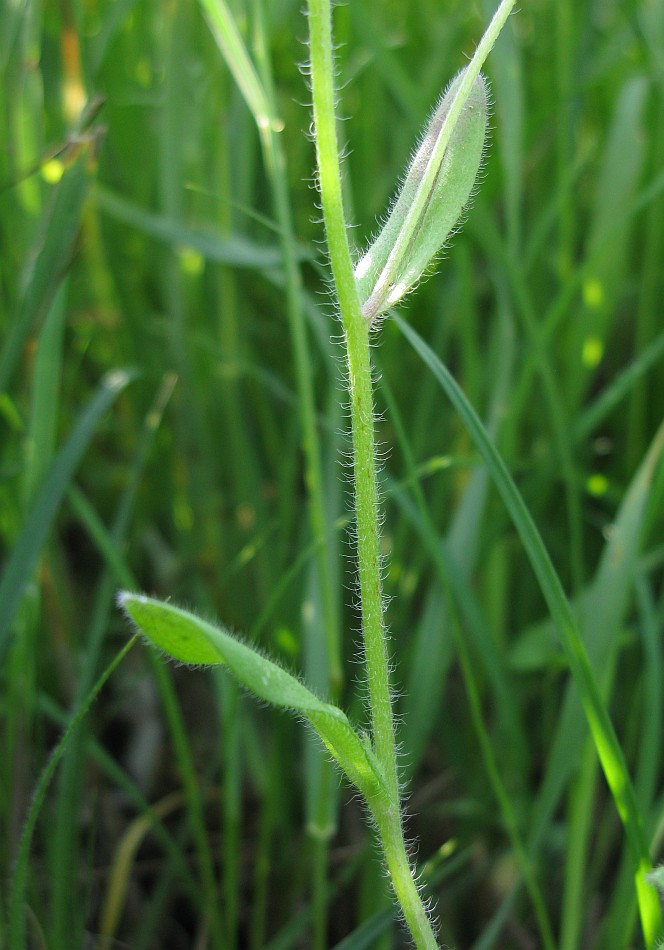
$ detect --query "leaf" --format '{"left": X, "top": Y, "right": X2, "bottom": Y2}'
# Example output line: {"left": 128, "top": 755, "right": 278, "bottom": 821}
{"left": 355, "top": 68, "right": 488, "bottom": 323}
{"left": 0, "top": 147, "right": 93, "bottom": 395}
{"left": 396, "top": 313, "right": 664, "bottom": 944}
{"left": 118, "top": 593, "right": 388, "bottom": 805}
{"left": 0, "top": 370, "right": 134, "bottom": 664}
{"left": 93, "top": 186, "right": 290, "bottom": 270}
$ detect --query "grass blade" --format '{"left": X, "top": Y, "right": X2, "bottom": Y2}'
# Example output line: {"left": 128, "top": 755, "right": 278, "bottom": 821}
{"left": 396, "top": 312, "right": 664, "bottom": 947}
{"left": 0, "top": 147, "right": 94, "bottom": 395}
{"left": 8, "top": 636, "right": 139, "bottom": 950}
{"left": 0, "top": 370, "right": 133, "bottom": 664}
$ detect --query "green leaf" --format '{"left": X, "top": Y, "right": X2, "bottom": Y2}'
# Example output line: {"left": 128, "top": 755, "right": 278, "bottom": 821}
{"left": 93, "top": 186, "right": 291, "bottom": 270}
{"left": 396, "top": 313, "right": 664, "bottom": 946}
{"left": 355, "top": 68, "right": 488, "bottom": 323}
{"left": 0, "top": 147, "right": 93, "bottom": 395}
{"left": 118, "top": 593, "right": 388, "bottom": 805}
{"left": 0, "top": 370, "right": 134, "bottom": 664}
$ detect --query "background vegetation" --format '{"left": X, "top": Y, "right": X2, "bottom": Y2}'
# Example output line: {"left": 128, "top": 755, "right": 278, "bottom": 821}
{"left": 1, "top": 0, "right": 663, "bottom": 948}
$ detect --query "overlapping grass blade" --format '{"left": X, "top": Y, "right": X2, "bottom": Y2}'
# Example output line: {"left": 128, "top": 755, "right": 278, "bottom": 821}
{"left": 93, "top": 185, "right": 287, "bottom": 268}
{"left": 571, "top": 76, "right": 648, "bottom": 406}
{"left": 0, "top": 148, "right": 94, "bottom": 395}
{"left": 396, "top": 312, "right": 664, "bottom": 947}
{"left": 0, "top": 370, "right": 133, "bottom": 664}
{"left": 8, "top": 636, "right": 139, "bottom": 950}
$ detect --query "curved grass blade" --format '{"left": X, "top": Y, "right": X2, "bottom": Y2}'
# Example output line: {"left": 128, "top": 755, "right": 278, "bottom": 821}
{"left": 0, "top": 370, "right": 134, "bottom": 665}
{"left": 93, "top": 186, "right": 288, "bottom": 269}
{"left": 8, "top": 635, "right": 139, "bottom": 950}
{"left": 196, "top": 0, "right": 273, "bottom": 131}
{"left": 395, "top": 312, "right": 664, "bottom": 948}
{"left": 0, "top": 146, "right": 94, "bottom": 395}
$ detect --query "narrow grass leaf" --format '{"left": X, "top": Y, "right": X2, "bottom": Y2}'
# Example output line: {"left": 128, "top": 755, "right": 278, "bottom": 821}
{"left": 512, "top": 417, "right": 664, "bottom": 677}
{"left": 38, "top": 693, "right": 200, "bottom": 900}
{"left": 573, "top": 76, "right": 647, "bottom": 401}
{"left": 480, "top": 0, "right": 523, "bottom": 252}
{"left": 329, "top": 907, "right": 394, "bottom": 950}
{"left": 396, "top": 313, "right": 664, "bottom": 946}
{"left": 512, "top": 418, "right": 664, "bottom": 928}
{"left": 93, "top": 186, "right": 287, "bottom": 269}
{"left": 634, "top": 578, "right": 663, "bottom": 812}
{"left": 98, "top": 791, "right": 186, "bottom": 946}
{"left": 196, "top": 0, "right": 273, "bottom": 131}
{"left": 0, "top": 370, "right": 134, "bottom": 665}
{"left": 9, "top": 636, "right": 139, "bottom": 950}
{"left": 23, "top": 282, "right": 67, "bottom": 506}
{"left": 574, "top": 328, "right": 664, "bottom": 441}
{"left": 0, "top": 148, "right": 93, "bottom": 395}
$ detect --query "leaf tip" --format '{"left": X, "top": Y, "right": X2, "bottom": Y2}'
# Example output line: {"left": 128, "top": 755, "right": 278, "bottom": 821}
{"left": 116, "top": 590, "right": 148, "bottom": 625}
{"left": 117, "top": 589, "right": 137, "bottom": 609}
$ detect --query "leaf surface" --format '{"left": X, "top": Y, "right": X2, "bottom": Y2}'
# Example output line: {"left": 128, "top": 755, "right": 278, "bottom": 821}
{"left": 119, "top": 593, "right": 388, "bottom": 804}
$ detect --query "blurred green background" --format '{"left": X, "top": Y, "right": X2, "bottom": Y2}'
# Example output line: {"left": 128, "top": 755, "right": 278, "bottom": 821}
{"left": 1, "top": 0, "right": 664, "bottom": 947}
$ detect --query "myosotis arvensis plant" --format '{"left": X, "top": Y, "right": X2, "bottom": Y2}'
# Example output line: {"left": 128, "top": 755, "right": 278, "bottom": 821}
{"left": 118, "top": 0, "right": 661, "bottom": 945}
{"left": 119, "top": 2, "right": 510, "bottom": 945}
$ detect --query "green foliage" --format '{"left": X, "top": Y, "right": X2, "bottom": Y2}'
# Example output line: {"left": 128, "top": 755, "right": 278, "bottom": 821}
{"left": 2, "top": 0, "right": 664, "bottom": 947}
{"left": 119, "top": 592, "right": 387, "bottom": 805}
{"left": 356, "top": 69, "right": 488, "bottom": 324}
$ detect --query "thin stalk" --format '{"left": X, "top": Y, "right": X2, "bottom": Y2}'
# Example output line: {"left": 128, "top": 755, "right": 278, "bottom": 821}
{"left": 307, "top": 3, "right": 521, "bottom": 944}
{"left": 251, "top": 4, "right": 341, "bottom": 944}
{"left": 148, "top": 655, "right": 226, "bottom": 946}
{"left": 372, "top": 800, "right": 439, "bottom": 950}
{"left": 307, "top": 1, "right": 435, "bottom": 945}
{"left": 307, "top": 0, "right": 399, "bottom": 808}
{"left": 555, "top": 0, "right": 575, "bottom": 277}
{"left": 9, "top": 637, "right": 139, "bottom": 950}
{"left": 250, "top": 0, "right": 341, "bottom": 699}
{"left": 197, "top": 0, "right": 343, "bottom": 691}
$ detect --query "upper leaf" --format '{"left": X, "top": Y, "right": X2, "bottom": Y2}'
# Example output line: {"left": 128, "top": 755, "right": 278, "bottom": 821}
{"left": 355, "top": 68, "right": 488, "bottom": 324}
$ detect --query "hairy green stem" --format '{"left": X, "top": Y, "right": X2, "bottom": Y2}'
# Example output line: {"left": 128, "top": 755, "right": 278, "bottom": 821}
{"left": 307, "top": 0, "right": 398, "bottom": 805}
{"left": 307, "top": 0, "right": 522, "bottom": 944}
{"left": 307, "top": 0, "right": 433, "bottom": 945}
{"left": 372, "top": 799, "right": 439, "bottom": 950}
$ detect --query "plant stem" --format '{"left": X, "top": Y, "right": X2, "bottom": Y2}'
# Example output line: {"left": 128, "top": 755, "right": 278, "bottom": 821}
{"left": 346, "top": 318, "right": 400, "bottom": 801}
{"left": 250, "top": 5, "right": 341, "bottom": 944}
{"left": 307, "top": 2, "right": 524, "bottom": 945}
{"left": 307, "top": 0, "right": 398, "bottom": 807}
{"left": 307, "top": 2, "right": 439, "bottom": 946}
{"left": 372, "top": 799, "right": 439, "bottom": 950}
